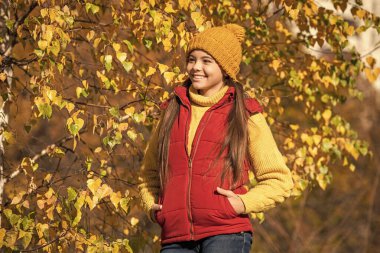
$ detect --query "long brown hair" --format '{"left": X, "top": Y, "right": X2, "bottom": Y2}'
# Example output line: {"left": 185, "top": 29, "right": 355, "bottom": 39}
{"left": 157, "top": 78, "right": 251, "bottom": 191}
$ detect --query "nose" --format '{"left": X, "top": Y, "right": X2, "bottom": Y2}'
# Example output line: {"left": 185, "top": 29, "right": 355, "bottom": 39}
{"left": 192, "top": 60, "right": 202, "bottom": 71}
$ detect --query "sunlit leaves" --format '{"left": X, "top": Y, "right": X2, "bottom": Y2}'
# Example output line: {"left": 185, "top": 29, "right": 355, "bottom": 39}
{"left": 85, "top": 3, "right": 100, "bottom": 14}
{"left": 191, "top": 12, "right": 206, "bottom": 29}
{"left": 104, "top": 54, "right": 113, "bottom": 72}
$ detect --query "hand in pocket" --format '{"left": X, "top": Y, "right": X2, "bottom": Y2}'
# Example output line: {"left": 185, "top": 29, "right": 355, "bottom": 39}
{"left": 216, "top": 187, "right": 245, "bottom": 214}
{"left": 150, "top": 203, "right": 162, "bottom": 222}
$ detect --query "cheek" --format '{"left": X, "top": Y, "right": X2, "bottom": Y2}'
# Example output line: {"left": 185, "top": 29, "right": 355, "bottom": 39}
{"left": 186, "top": 63, "right": 192, "bottom": 73}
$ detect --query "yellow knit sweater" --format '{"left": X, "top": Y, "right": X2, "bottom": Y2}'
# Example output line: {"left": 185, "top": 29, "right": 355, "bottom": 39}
{"left": 138, "top": 85, "right": 294, "bottom": 219}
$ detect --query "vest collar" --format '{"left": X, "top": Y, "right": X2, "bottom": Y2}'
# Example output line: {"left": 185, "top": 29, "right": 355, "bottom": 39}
{"left": 173, "top": 84, "right": 235, "bottom": 109}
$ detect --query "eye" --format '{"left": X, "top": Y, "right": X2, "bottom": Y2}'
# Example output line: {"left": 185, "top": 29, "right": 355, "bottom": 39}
{"left": 187, "top": 58, "right": 195, "bottom": 63}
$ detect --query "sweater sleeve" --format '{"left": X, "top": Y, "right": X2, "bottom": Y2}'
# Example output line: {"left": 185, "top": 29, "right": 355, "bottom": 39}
{"left": 237, "top": 113, "right": 294, "bottom": 213}
{"left": 137, "top": 115, "right": 163, "bottom": 222}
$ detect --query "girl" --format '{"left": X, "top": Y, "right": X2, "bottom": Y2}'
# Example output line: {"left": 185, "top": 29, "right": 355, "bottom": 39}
{"left": 138, "top": 23, "right": 294, "bottom": 253}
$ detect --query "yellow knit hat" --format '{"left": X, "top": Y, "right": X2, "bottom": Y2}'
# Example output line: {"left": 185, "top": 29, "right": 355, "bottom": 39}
{"left": 186, "top": 23, "right": 246, "bottom": 82}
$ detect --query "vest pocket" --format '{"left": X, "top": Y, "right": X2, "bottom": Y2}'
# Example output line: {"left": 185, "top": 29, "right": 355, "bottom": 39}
{"left": 155, "top": 210, "right": 165, "bottom": 226}
{"left": 223, "top": 196, "right": 239, "bottom": 218}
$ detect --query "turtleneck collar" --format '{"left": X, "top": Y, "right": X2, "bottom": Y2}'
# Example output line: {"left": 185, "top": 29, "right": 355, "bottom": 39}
{"left": 189, "top": 85, "right": 229, "bottom": 107}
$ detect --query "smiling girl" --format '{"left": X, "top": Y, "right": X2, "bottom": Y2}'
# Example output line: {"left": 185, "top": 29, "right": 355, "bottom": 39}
{"left": 138, "top": 23, "right": 294, "bottom": 253}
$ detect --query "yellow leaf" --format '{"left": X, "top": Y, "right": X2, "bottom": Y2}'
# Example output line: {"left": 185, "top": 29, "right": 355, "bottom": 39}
{"left": 164, "top": 3, "right": 176, "bottom": 13}
{"left": 130, "top": 217, "right": 139, "bottom": 227}
{"left": 288, "top": 8, "right": 299, "bottom": 20}
{"left": 290, "top": 124, "right": 299, "bottom": 130}
{"left": 0, "top": 228, "right": 5, "bottom": 247}
{"left": 110, "top": 191, "right": 122, "bottom": 209}
{"left": 96, "top": 184, "right": 112, "bottom": 200}
{"left": 343, "top": 157, "right": 348, "bottom": 166}
{"left": 116, "top": 52, "right": 127, "bottom": 62}
{"left": 36, "top": 223, "right": 49, "bottom": 238}
{"left": 162, "top": 38, "right": 172, "bottom": 52}
{"left": 85, "top": 195, "right": 96, "bottom": 210}
{"left": 118, "top": 123, "right": 129, "bottom": 131}
{"left": 87, "top": 178, "right": 102, "bottom": 195}
{"left": 356, "top": 9, "right": 366, "bottom": 19}
{"left": 329, "top": 15, "right": 338, "bottom": 25}
{"left": 22, "top": 200, "right": 30, "bottom": 209}
{"left": 93, "top": 37, "right": 101, "bottom": 48}
{"left": 0, "top": 72, "right": 6, "bottom": 82}
{"left": 112, "top": 42, "right": 121, "bottom": 52}
{"left": 38, "top": 40, "right": 48, "bottom": 50}
{"left": 345, "top": 25, "right": 355, "bottom": 36}
{"left": 163, "top": 71, "right": 176, "bottom": 84}
{"left": 66, "top": 102, "right": 75, "bottom": 113}
{"left": 365, "top": 56, "right": 376, "bottom": 68}
{"left": 271, "top": 59, "right": 281, "bottom": 71}
{"left": 140, "top": 0, "right": 149, "bottom": 11}
{"left": 158, "top": 63, "right": 169, "bottom": 74}
{"left": 322, "top": 109, "right": 332, "bottom": 122}
{"left": 127, "top": 130, "right": 137, "bottom": 141}
{"left": 45, "top": 187, "right": 54, "bottom": 199}
{"left": 191, "top": 12, "right": 205, "bottom": 29}
{"left": 46, "top": 205, "right": 54, "bottom": 220}
{"left": 86, "top": 30, "right": 95, "bottom": 41}
{"left": 345, "top": 142, "right": 359, "bottom": 160}
{"left": 146, "top": 66, "right": 156, "bottom": 77}
{"left": 11, "top": 191, "right": 25, "bottom": 205}
{"left": 179, "top": 0, "right": 191, "bottom": 10}
{"left": 37, "top": 199, "right": 45, "bottom": 209}
{"left": 124, "top": 107, "right": 135, "bottom": 117}
{"left": 316, "top": 174, "right": 327, "bottom": 190}
{"left": 364, "top": 68, "right": 376, "bottom": 83}
{"left": 2, "top": 131, "right": 15, "bottom": 144}
{"left": 312, "top": 135, "right": 322, "bottom": 145}
{"left": 40, "top": 8, "right": 49, "bottom": 18}
{"left": 301, "top": 133, "right": 313, "bottom": 146}
{"left": 5, "top": 231, "right": 18, "bottom": 248}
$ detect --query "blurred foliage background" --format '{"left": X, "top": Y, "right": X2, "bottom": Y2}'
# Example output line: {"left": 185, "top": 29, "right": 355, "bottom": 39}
{"left": 0, "top": 0, "right": 379, "bottom": 252}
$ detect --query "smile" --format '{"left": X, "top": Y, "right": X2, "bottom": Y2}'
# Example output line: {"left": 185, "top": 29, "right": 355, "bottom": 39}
{"left": 193, "top": 75, "right": 206, "bottom": 80}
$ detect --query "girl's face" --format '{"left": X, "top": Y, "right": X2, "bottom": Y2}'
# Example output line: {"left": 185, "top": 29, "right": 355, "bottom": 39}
{"left": 186, "top": 50, "right": 225, "bottom": 97}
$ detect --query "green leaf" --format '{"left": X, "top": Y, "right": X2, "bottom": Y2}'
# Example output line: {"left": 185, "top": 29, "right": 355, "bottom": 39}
{"left": 123, "top": 40, "right": 134, "bottom": 53}
{"left": 122, "top": 61, "right": 133, "bottom": 72}
{"left": 143, "top": 39, "right": 152, "bottom": 49}
{"left": 105, "top": 54, "right": 113, "bottom": 72}
{"left": 120, "top": 198, "right": 130, "bottom": 213}
{"left": 6, "top": 19, "right": 15, "bottom": 30}
{"left": 86, "top": 3, "right": 100, "bottom": 14}
{"left": 109, "top": 107, "right": 120, "bottom": 117}
{"left": 50, "top": 40, "right": 60, "bottom": 56}
{"left": 67, "top": 187, "right": 77, "bottom": 202}
{"left": 37, "top": 103, "right": 52, "bottom": 119}
{"left": 22, "top": 232, "right": 32, "bottom": 249}
{"left": 127, "top": 130, "right": 137, "bottom": 141}
{"left": 321, "top": 94, "right": 330, "bottom": 103}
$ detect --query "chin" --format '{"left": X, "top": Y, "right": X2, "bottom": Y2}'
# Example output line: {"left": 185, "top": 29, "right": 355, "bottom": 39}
{"left": 191, "top": 81, "right": 206, "bottom": 89}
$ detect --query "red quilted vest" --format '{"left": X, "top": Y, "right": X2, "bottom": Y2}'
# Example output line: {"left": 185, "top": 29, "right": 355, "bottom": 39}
{"left": 155, "top": 85, "right": 263, "bottom": 244}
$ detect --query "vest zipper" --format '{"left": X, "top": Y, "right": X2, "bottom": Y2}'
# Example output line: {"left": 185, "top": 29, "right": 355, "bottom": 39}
{"left": 173, "top": 90, "right": 232, "bottom": 240}
{"left": 173, "top": 91, "right": 195, "bottom": 239}
{"left": 187, "top": 158, "right": 194, "bottom": 239}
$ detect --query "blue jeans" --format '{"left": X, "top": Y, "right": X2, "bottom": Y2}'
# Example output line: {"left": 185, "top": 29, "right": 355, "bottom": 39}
{"left": 160, "top": 232, "right": 253, "bottom": 253}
